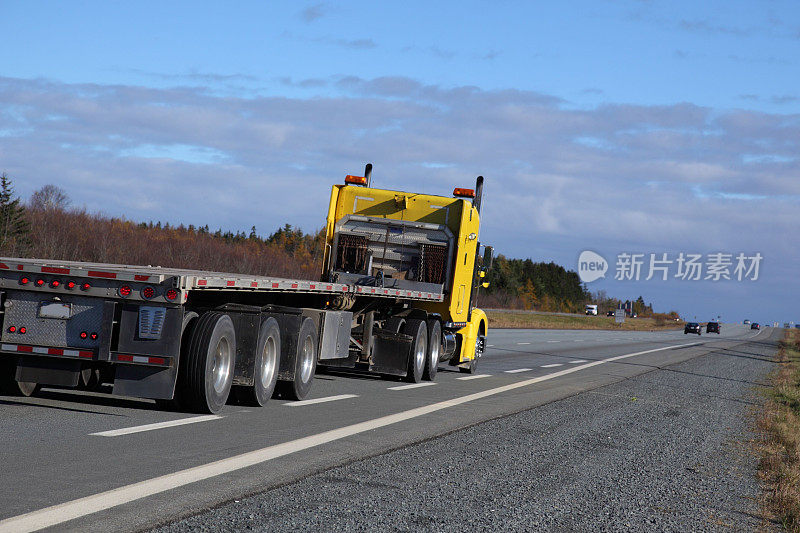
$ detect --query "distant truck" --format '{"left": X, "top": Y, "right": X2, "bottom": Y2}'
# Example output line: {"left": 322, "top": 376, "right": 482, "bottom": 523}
{"left": 585, "top": 305, "right": 598, "bottom": 316}
{"left": 0, "top": 166, "right": 492, "bottom": 413}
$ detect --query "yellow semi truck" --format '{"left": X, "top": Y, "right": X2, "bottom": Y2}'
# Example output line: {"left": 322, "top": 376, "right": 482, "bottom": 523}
{"left": 0, "top": 165, "right": 491, "bottom": 412}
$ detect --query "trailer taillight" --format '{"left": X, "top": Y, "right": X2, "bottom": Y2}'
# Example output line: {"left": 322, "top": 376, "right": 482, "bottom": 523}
{"left": 453, "top": 188, "right": 475, "bottom": 198}
{"left": 141, "top": 286, "right": 155, "bottom": 299}
{"left": 35, "top": 279, "right": 45, "bottom": 286}
{"left": 81, "top": 283, "right": 91, "bottom": 291}
{"left": 20, "top": 277, "right": 29, "bottom": 285}
{"left": 19, "top": 327, "right": 26, "bottom": 334}
{"left": 119, "top": 285, "right": 132, "bottom": 297}
{"left": 345, "top": 174, "right": 367, "bottom": 186}
{"left": 90, "top": 332, "right": 98, "bottom": 340}
{"left": 50, "top": 280, "right": 60, "bottom": 288}
{"left": 165, "top": 288, "right": 178, "bottom": 301}
{"left": 8, "top": 326, "right": 15, "bottom": 333}
{"left": 80, "top": 331, "right": 88, "bottom": 339}
{"left": 66, "top": 281, "right": 76, "bottom": 289}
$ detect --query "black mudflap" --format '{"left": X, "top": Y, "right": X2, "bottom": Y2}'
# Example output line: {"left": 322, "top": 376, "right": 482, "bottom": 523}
{"left": 16, "top": 356, "right": 81, "bottom": 387}
{"left": 369, "top": 329, "right": 413, "bottom": 376}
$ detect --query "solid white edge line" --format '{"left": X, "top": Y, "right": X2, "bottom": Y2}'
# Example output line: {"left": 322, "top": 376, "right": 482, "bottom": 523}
{"left": 284, "top": 394, "right": 358, "bottom": 406}
{"left": 456, "top": 374, "right": 491, "bottom": 380}
{"left": 0, "top": 340, "right": 702, "bottom": 533}
{"left": 504, "top": 368, "right": 532, "bottom": 374}
{"left": 388, "top": 382, "right": 436, "bottom": 391}
{"left": 90, "top": 415, "right": 223, "bottom": 437}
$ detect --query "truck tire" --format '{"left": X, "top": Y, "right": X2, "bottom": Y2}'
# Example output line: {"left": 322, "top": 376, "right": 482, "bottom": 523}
{"left": 383, "top": 317, "right": 405, "bottom": 333}
{"left": 157, "top": 311, "right": 198, "bottom": 411}
{"left": 184, "top": 312, "right": 236, "bottom": 414}
{"left": 276, "top": 317, "right": 317, "bottom": 401}
{"left": 0, "top": 358, "right": 39, "bottom": 397}
{"left": 459, "top": 327, "right": 485, "bottom": 374}
{"left": 235, "top": 317, "right": 280, "bottom": 406}
{"left": 423, "top": 319, "right": 441, "bottom": 381}
{"left": 403, "top": 319, "right": 427, "bottom": 383}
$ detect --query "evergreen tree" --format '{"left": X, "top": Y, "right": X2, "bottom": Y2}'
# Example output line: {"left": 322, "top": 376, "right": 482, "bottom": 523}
{"left": 0, "top": 173, "right": 31, "bottom": 255}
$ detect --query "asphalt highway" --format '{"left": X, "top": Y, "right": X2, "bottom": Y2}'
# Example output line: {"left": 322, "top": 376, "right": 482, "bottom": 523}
{"left": 0, "top": 323, "right": 772, "bottom": 532}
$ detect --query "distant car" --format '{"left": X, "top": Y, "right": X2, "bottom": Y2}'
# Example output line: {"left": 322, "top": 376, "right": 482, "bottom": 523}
{"left": 706, "top": 322, "right": 720, "bottom": 334}
{"left": 684, "top": 322, "right": 702, "bottom": 335}
{"left": 607, "top": 311, "right": 615, "bottom": 317}
{"left": 751, "top": 323, "right": 760, "bottom": 330}
{"left": 744, "top": 320, "right": 751, "bottom": 325}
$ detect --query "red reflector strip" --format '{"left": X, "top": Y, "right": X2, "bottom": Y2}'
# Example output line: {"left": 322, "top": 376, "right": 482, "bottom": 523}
{"left": 325, "top": 285, "right": 332, "bottom": 290}
{"left": 134, "top": 275, "right": 149, "bottom": 281}
{"left": 310, "top": 284, "right": 316, "bottom": 289}
{"left": 198, "top": 279, "right": 207, "bottom": 286}
{"left": 79, "top": 351, "right": 94, "bottom": 358}
{"left": 291, "top": 283, "right": 298, "bottom": 289}
{"left": 272, "top": 283, "right": 279, "bottom": 288}
{"left": 16, "top": 265, "right": 22, "bottom": 270}
{"left": 117, "top": 354, "right": 133, "bottom": 362}
{"left": 47, "top": 348, "right": 63, "bottom": 356}
{"left": 41, "top": 266, "right": 70, "bottom": 274}
{"left": 226, "top": 280, "right": 235, "bottom": 287}
{"left": 88, "top": 270, "right": 117, "bottom": 279}
{"left": 149, "top": 357, "right": 165, "bottom": 365}
{"left": 0, "top": 263, "right": 9, "bottom": 269}
{"left": 251, "top": 281, "right": 258, "bottom": 288}
{"left": 17, "top": 345, "right": 32, "bottom": 353}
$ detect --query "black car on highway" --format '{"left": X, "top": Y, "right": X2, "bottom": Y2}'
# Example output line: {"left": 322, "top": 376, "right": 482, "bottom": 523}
{"left": 751, "top": 322, "right": 760, "bottom": 330}
{"left": 706, "top": 321, "right": 720, "bottom": 334}
{"left": 684, "top": 322, "right": 702, "bottom": 335}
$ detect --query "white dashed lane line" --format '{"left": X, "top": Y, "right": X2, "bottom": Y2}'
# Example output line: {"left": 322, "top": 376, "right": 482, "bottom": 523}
{"left": 569, "top": 359, "right": 589, "bottom": 364}
{"left": 504, "top": 368, "right": 532, "bottom": 374}
{"left": 90, "top": 415, "right": 222, "bottom": 437}
{"left": 388, "top": 382, "right": 436, "bottom": 391}
{"left": 284, "top": 394, "right": 359, "bottom": 406}
{"left": 516, "top": 342, "right": 531, "bottom": 345}
{"left": 456, "top": 374, "right": 492, "bottom": 381}
{"left": 541, "top": 363, "right": 563, "bottom": 368}
{"left": 547, "top": 340, "right": 561, "bottom": 343}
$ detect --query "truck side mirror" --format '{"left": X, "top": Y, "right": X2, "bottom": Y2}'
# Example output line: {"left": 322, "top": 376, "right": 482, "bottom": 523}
{"left": 482, "top": 246, "right": 494, "bottom": 269}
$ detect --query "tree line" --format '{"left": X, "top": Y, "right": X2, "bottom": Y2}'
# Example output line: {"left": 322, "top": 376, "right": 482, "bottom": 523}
{"left": 0, "top": 173, "right": 673, "bottom": 315}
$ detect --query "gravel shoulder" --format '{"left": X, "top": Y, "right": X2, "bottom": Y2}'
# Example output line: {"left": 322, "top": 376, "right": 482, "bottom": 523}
{"left": 153, "top": 333, "right": 780, "bottom": 533}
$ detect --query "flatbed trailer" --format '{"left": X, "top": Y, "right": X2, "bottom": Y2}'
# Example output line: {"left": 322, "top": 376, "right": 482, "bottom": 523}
{"left": 0, "top": 166, "right": 491, "bottom": 413}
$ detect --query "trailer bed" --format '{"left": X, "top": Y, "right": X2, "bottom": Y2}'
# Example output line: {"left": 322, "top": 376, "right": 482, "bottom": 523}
{"left": 0, "top": 257, "right": 445, "bottom": 302}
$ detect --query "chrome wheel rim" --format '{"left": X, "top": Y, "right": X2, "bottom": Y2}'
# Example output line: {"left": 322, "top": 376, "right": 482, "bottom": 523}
{"left": 299, "top": 336, "right": 314, "bottom": 384}
{"left": 260, "top": 336, "right": 277, "bottom": 389}
{"left": 211, "top": 336, "right": 232, "bottom": 394}
{"left": 430, "top": 329, "right": 440, "bottom": 367}
{"left": 415, "top": 334, "right": 426, "bottom": 370}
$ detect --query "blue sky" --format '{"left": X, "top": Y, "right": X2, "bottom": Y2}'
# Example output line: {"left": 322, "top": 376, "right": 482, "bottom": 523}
{"left": 1, "top": 1, "right": 798, "bottom": 323}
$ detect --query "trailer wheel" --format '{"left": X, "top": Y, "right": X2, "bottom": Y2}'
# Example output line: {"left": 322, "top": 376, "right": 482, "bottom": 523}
{"left": 157, "top": 311, "right": 198, "bottom": 411}
{"left": 383, "top": 317, "right": 406, "bottom": 333}
{"left": 235, "top": 317, "right": 280, "bottom": 406}
{"left": 423, "top": 319, "right": 441, "bottom": 381}
{"left": 403, "top": 319, "right": 427, "bottom": 383}
{"left": 276, "top": 317, "right": 317, "bottom": 401}
{"left": 184, "top": 312, "right": 236, "bottom": 414}
{"left": 0, "top": 358, "right": 39, "bottom": 397}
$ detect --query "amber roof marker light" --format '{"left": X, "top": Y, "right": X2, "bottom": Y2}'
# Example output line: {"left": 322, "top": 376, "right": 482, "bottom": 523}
{"left": 344, "top": 163, "right": 373, "bottom": 187}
